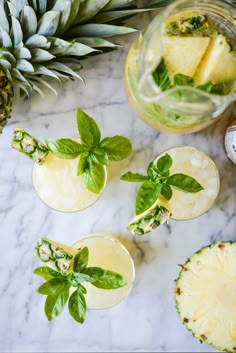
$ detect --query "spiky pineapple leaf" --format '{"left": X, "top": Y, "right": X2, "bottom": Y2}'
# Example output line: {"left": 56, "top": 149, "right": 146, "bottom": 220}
{"left": 31, "top": 48, "right": 55, "bottom": 63}
{"left": 11, "top": 17, "right": 23, "bottom": 47}
{"left": 78, "top": 37, "right": 119, "bottom": 49}
{"left": 94, "top": 9, "right": 149, "bottom": 23}
{"left": 52, "top": 0, "right": 71, "bottom": 36}
{"left": 21, "top": 5, "right": 37, "bottom": 38}
{"left": 25, "top": 34, "right": 50, "bottom": 49}
{"left": 75, "top": 0, "right": 110, "bottom": 25}
{"left": 68, "top": 23, "right": 137, "bottom": 38}
{"left": 103, "top": 0, "right": 134, "bottom": 11}
{"left": 37, "top": 11, "right": 60, "bottom": 36}
{"left": 0, "top": 28, "right": 12, "bottom": 48}
{"left": 0, "top": 4, "right": 9, "bottom": 32}
{"left": 16, "top": 58, "right": 34, "bottom": 72}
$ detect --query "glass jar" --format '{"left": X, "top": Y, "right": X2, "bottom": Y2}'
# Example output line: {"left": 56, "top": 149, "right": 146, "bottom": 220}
{"left": 125, "top": 0, "right": 236, "bottom": 133}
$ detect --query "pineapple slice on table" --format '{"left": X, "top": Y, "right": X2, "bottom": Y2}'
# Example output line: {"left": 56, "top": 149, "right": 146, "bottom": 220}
{"left": 175, "top": 242, "right": 236, "bottom": 352}
{"left": 162, "top": 36, "right": 211, "bottom": 77}
{"left": 195, "top": 34, "right": 236, "bottom": 85}
{"left": 35, "top": 238, "right": 79, "bottom": 275}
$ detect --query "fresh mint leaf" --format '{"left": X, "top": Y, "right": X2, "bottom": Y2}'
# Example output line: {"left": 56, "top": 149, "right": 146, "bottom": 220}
{"left": 120, "top": 172, "right": 148, "bottom": 182}
{"left": 77, "top": 108, "right": 101, "bottom": 148}
{"left": 34, "top": 266, "right": 63, "bottom": 281}
{"left": 167, "top": 173, "right": 204, "bottom": 193}
{"left": 45, "top": 138, "right": 85, "bottom": 159}
{"left": 73, "top": 247, "right": 89, "bottom": 273}
{"left": 152, "top": 58, "right": 171, "bottom": 92}
{"left": 37, "top": 278, "right": 70, "bottom": 296}
{"left": 68, "top": 287, "right": 87, "bottom": 324}
{"left": 156, "top": 153, "right": 173, "bottom": 174}
{"left": 135, "top": 181, "right": 162, "bottom": 215}
{"left": 83, "top": 267, "right": 127, "bottom": 290}
{"left": 82, "top": 160, "right": 106, "bottom": 194}
{"left": 100, "top": 136, "right": 132, "bottom": 161}
{"left": 44, "top": 289, "right": 69, "bottom": 321}
{"left": 161, "top": 183, "right": 173, "bottom": 200}
{"left": 174, "top": 73, "right": 194, "bottom": 87}
{"left": 77, "top": 152, "right": 89, "bottom": 176}
{"left": 91, "top": 148, "right": 109, "bottom": 166}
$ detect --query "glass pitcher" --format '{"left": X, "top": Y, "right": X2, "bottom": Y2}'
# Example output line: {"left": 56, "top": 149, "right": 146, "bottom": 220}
{"left": 124, "top": 0, "right": 236, "bottom": 134}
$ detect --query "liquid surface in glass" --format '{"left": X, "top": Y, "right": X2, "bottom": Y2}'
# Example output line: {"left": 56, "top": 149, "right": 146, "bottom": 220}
{"left": 158, "top": 147, "right": 220, "bottom": 220}
{"left": 33, "top": 153, "right": 104, "bottom": 212}
{"left": 73, "top": 234, "right": 135, "bottom": 310}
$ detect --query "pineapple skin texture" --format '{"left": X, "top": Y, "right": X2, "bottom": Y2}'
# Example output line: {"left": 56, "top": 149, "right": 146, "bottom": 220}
{"left": 0, "top": 68, "right": 13, "bottom": 133}
{"left": 175, "top": 241, "right": 236, "bottom": 353}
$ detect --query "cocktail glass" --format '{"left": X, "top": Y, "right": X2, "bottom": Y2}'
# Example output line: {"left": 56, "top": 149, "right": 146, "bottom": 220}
{"left": 157, "top": 146, "right": 220, "bottom": 220}
{"left": 33, "top": 153, "right": 107, "bottom": 213}
{"left": 73, "top": 234, "right": 135, "bottom": 309}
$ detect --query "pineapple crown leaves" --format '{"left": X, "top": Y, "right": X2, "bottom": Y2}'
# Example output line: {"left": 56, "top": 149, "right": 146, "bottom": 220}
{"left": 45, "top": 108, "right": 132, "bottom": 194}
{"left": 34, "top": 240, "right": 127, "bottom": 323}
{"left": 120, "top": 153, "right": 204, "bottom": 215}
{"left": 0, "top": 0, "right": 174, "bottom": 97}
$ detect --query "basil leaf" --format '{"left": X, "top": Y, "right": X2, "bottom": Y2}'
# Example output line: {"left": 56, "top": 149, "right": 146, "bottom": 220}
{"left": 156, "top": 153, "right": 173, "bottom": 174}
{"left": 147, "top": 161, "right": 159, "bottom": 180}
{"left": 68, "top": 287, "right": 87, "bottom": 324}
{"left": 174, "top": 73, "right": 194, "bottom": 87}
{"left": 45, "top": 138, "right": 85, "bottom": 159}
{"left": 161, "top": 183, "right": 173, "bottom": 200}
{"left": 79, "top": 284, "right": 87, "bottom": 294}
{"left": 73, "top": 247, "right": 89, "bottom": 273}
{"left": 152, "top": 58, "right": 171, "bottom": 92}
{"left": 82, "top": 161, "right": 106, "bottom": 194}
{"left": 100, "top": 136, "right": 132, "bottom": 161}
{"left": 77, "top": 108, "right": 101, "bottom": 148}
{"left": 33, "top": 266, "right": 63, "bottom": 281}
{"left": 71, "top": 272, "right": 91, "bottom": 285}
{"left": 83, "top": 267, "right": 127, "bottom": 290}
{"left": 77, "top": 152, "right": 89, "bottom": 176}
{"left": 37, "top": 278, "right": 70, "bottom": 296}
{"left": 167, "top": 173, "right": 204, "bottom": 193}
{"left": 91, "top": 148, "right": 109, "bottom": 166}
{"left": 120, "top": 172, "right": 148, "bottom": 182}
{"left": 44, "top": 289, "right": 69, "bottom": 321}
{"left": 135, "top": 181, "right": 162, "bottom": 215}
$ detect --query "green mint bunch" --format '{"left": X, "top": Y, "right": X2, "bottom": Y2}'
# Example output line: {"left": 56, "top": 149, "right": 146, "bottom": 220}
{"left": 45, "top": 108, "right": 132, "bottom": 194}
{"left": 34, "top": 247, "right": 127, "bottom": 324}
{"left": 153, "top": 59, "right": 233, "bottom": 96}
{"left": 121, "top": 153, "right": 204, "bottom": 215}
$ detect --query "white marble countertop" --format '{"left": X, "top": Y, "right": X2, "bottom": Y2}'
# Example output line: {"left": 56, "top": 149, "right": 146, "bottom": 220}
{"left": 0, "top": 13, "right": 236, "bottom": 353}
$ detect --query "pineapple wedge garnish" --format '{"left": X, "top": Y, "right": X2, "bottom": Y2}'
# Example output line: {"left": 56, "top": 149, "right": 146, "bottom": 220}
{"left": 127, "top": 199, "right": 171, "bottom": 235}
{"left": 195, "top": 34, "right": 236, "bottom": 85}
{"left": 175, "top": 242, "right": 236, "bottom": 352}
{"left": 163, "top": 36, "right": 210, "bottom": 77}
{"left": 35, "top": 238, "right": 79, "bottom": 275}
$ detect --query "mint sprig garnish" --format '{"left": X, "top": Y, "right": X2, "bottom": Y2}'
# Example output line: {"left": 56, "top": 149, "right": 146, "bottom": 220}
{"left": 44, "top": 108, "right": 132, "bottom": 194}
{"left": 34, "top": 246, "right": 127, "bottom": 324}
{"left": 121, "top": 153, "right": 204, "bottom": 215}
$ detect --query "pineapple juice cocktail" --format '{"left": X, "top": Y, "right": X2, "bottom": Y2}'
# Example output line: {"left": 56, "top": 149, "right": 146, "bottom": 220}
{"left": 73, "top": 234, "right": 135, "bottom": 310}
{"left": 33, "top": 153, "right": 106, "bottom": 213}
{"left": 157, "top": 146, "right": 220, "bottom": 220}
{"left": 125, "top": 0, "right": 236, "bottom": 133}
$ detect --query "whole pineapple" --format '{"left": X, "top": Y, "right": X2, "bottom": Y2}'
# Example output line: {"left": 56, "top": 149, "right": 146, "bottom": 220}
{"left": 0, "top": 0, "right": 171, "bottom": 134}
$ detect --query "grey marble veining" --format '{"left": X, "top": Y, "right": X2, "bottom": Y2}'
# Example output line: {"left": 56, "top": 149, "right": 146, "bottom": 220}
{"left": 0, "top": 15, "right": 236, "bottom": 353}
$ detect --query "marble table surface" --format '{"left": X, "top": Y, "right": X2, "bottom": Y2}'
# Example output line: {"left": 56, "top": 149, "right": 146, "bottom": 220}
{"left": 1, "top": 13, "right": 236, "bottom": 353}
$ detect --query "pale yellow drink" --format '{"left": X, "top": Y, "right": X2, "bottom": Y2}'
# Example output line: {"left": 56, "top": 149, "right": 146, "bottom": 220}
{"left": 73, "top": 234, "right": 135, "bottom": 309}
{"left": 33, "top": 153, "right": 106, "bottom": 212}
{"left": 158, "top": 146, "right": 220, "bottom": 220}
